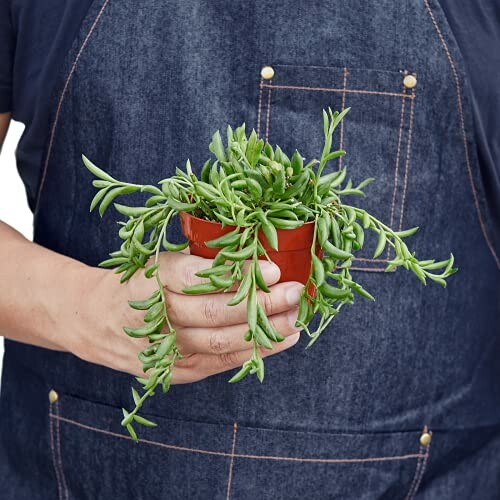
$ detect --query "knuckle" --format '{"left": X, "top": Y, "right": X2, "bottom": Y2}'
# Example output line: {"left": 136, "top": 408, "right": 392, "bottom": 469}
{"left": 218, "top": 351, "right": 239, "bottom": 368}
{"left": 261, "top": 290, "right": 275, "bottom": 316}
{"left": 208, "top": 330, "right": 231, "bottom": 355}
{"left": 175, "top": 353, "right": 197, "bottom": 370}
{"left": 181, "top": 263, "right": 200, "bottom": 289}
{"left": 203, "top": 298, "right": 222, "bottom": 327}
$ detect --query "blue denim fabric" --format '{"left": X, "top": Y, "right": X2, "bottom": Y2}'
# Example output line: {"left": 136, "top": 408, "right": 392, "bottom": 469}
{"left": 1, "top": 0, "right": 499, "bottom": 498}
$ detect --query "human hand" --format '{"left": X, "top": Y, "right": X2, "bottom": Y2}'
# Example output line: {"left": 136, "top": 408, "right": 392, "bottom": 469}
{"left": 71, "top": 252, "right": 303, "bottom": 383}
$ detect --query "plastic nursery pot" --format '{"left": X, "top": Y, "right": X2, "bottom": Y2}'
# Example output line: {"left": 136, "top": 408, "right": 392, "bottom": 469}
{"left": 179, "top": 212, "right": 319, "bottom": 286}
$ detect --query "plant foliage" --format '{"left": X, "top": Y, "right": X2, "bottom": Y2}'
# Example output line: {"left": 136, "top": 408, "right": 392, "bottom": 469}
{"left": 84, "top": 108, "right": 457, "bottom": 440}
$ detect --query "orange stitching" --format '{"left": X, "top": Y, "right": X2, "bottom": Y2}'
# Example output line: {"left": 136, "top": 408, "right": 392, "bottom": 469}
{"left": 257, "top": 79, "right": 264, "bottom": 137}
{"left": 55, "top": 403, "right": 69, "bottom": 500}
{"left": 339, "top": 67, "right": 348, "bottom": 170}
{"left": 51, "top": 414, "right": 229, "bottom": 457}
{"left": 406, "top": 431, "right": 432, "bottom": 499}
{"left": 355, "top": 257, "right": 390, "bottom": 263}
{"left": 405, "top": 444, "right": 424, "bottom": 500}
{"left": 50, "top": 414, "right": 424, "bottom": 464}
{"left": 235, "top": 452, "right": 422, "bottom": 464}
{"left": 261, "top": 84, "right": 414, "bottom": 99}
{"left": 226, "top": 422, "right": 238, "bottom": 499}
{"left": 34, "top": 0, "right": 111, "bottom": 215}
{"left": 349, "top": 267, "right": 388, "bottom": 273}
{"left": 398, "top": 90, "right": 415, "bottom": 231}
{"left": 265, "top": 81, "right": 273, "bottom": 142}
{"left": 387, "top": 92, "right": 407, "bottom": 258}
{"left": 49, "top": 412, "right": 63, "bottom": 500}
{"left": 424, "top": 0, "right": 499, "bottom": 268}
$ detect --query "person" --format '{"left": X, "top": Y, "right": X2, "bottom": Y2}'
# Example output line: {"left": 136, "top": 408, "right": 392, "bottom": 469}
{"left": 0, "top": 1, "right": 498, "bottom": 498}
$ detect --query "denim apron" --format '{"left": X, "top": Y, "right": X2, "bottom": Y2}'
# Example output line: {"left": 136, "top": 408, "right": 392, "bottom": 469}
{"left": 1, "top": 1, "right": 499, "bottom": 498}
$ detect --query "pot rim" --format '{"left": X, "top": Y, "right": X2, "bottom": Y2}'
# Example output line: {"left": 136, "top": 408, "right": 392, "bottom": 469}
{"left": 181, "top": 211, "right": 316, "bottom": 228}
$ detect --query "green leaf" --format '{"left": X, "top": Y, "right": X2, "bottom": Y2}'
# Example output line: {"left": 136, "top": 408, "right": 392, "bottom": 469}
{"left": 133, "top": 414, "right": 158, "bottom": 427}
{"left": 90, "top": 188, "right": 109, "bottom": 212}
{"left": 246, "top": 178, "right": 263, "bottom": 198}
{"left": 221, "top": 245, "right": 255, "bottom": 261}
{"left": 324, "top": 150, "right": 346, "bottom": 162}
{"left": 99, "top": 256, "right": 129, "bottom": 267}
{"left": 143, "top": 302, "right": 164, "bottom": 322}
{"left": 267, "top": 217, "right": 304, "bottom": 230}
{"left": 206, "top": 228, "right": 241, "bottom": 248}
{"left": 99, "top": 186, "right": 138, "bottom": 217}
{"left": 155, "top": 334, "right": 176, "bottom": 358}
{"left": 195, "top": 264, "right": 233, "bottom": 278}
{"left": 121, "top": 408, "right": 134, "bottom": 427}
{"left": 123, "top": 317, "right": 164, "bottom": 338}
{"left": 257, "top": 302, "right": 282, "bottom": 341}
{"left": 260, "top": 216, "right": 278, "bottom": 250}
{"left": 126, "top": 423, "right": 139, "bottom": 442}
{"left": 362, "top": 210, "right": 371, "bottom": 229}
{"left": 394, "top": 227, "right": 419, "bottom": 238}
{"left": 322, "top": 240, "right": 353, "bottom": 260}
{"left": 312, "top": 254, "right": 325, "bottom": 287}
{"left": 209, "top": 130, "right": 227, "bottom": 162}
{"left": 253, "top": 258, "right": 271, "bottom": 293}
{"left": 254, "top": 325, "right": 273, "bottom": 349}
{"left": 144, "top": 264, "right": 160, "bottom": 279}
{"left": 373, "top": 230, "right": 387, "bottom": 258}
{"left": 114, "top": 204, "right": 151, "bottom": 217}
{"left": 131, "top": 388, "right": 141, "bottom": 406}
{"left": 255, "top": 357, "right": 265, "bottom": 383}
{"left": 228, "top": 362, "right": 252, "bottom": 383}
{"left": 209, "top": 274, "right": 234, "bottom": 289}
{"left": 182, "top": 283, "right": 220, "bottom": 294}
{"left": 166, "top": 199, "right": 198, "bottom": 211}
{"left": 319, "top": 282, "right": 352, "bottom": 300}
{"left": 82, "top": 155, "right": 116, "bottom": 182}
{"left": 128, "top": 291, "right": 161, "bottom": 310}
{"left": 227, "top": 270, "right": 252, "bottom": 306}
{"left": 291, "top": 150, "right": 303, "bottom": 175}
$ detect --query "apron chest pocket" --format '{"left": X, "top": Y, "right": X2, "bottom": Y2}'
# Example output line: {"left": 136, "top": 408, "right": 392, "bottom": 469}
{"left": 256, "top": 64, "right": 417, "bottom": 271}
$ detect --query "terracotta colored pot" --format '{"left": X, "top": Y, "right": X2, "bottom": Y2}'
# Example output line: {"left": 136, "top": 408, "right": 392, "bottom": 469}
{"left": 179, "top": 212, "right": 317, "bottom": 285}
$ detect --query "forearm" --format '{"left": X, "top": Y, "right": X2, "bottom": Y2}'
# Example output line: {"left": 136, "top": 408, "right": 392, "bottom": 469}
{"left": 0, "top": 220, "right": 100, "bottom": 350}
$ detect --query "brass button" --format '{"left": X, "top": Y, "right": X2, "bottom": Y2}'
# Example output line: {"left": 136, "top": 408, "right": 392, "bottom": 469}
{"left": 419, "top": 431, "right": 432, "bottom": 447}
{"left": 261, "top": 65, "right": 275, "bottom": 80}
{"left": 48, "top": 389, "right": 59, "bottom": 404}
{"left": 403, "top": 74, "right": 417, "bottom": 89}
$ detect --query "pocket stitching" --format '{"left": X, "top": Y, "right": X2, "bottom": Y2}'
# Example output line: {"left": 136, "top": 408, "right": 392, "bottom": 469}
{"left": 424, "top": 0, "right": 500, "bottom": 269}
{"left": 404, "top": 429, "right": 432, "bottom": 500}
{"left": 49, "top": 401, "right": 70, "bottom": 500}
{"left": 225, "top": 422, "right": 238, "bottom": 500}
{"left": 50, "top": 411, "right": 427, "bottom": 465}
{"left": 256, "top": 67, "right": 416, "bottom": 270}
{"left": 34, "top": 0, "right": 112, "bottom": 217}
{"left": 387, "top": 90, "right": 407, "bottom": 259}
{"left": 398, "top": 89, "right": 416, "bottom": 233}
{"left": 338, "top": 67, "right": 349, "bottom": 170}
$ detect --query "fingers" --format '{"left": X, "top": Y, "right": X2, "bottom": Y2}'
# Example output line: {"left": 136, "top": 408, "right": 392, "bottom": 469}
{"left": 166, "top": 281, "right": 303, "bottom": 328}
{"left": 172, "top": 332, "right": 301, "bottom": 383}
{"left": 157, "top": 252, "right": 280, "bottom": 293}
{"left": 175, "top": 308, "right": 300, "bottom": 355}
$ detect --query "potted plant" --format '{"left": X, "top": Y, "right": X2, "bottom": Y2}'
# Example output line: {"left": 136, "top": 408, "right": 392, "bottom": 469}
{"left": 84, "top": 108, "right": 456, "bottom": 441}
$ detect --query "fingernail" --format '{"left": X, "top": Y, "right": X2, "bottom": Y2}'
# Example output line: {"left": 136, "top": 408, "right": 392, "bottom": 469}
{"left": 286, "top": 332, "right": 301, "bottom": 346}
{"left": 259, "top": 260, "right": 281, "bottom": 283}
{"left": 287, "top": 308, "right": 300, "bottom": 329}
{"left": 285, "top": 283, "right": 303, "bottom": 306}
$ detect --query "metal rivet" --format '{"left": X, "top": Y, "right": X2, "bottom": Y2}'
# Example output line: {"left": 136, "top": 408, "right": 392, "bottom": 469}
{"left": 419, "top": 431, "right": 432, "bottom": 447}
{"left": 48, "top": 389, "right": 59, "bottom": 404}
{"left": 403, "top": 74, "right": 417, "bottom": 89}
{"left": 261, "top": 65, "right": 275, "bottom": 80}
